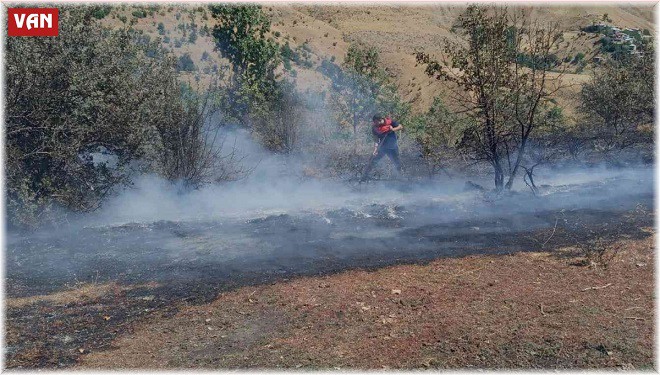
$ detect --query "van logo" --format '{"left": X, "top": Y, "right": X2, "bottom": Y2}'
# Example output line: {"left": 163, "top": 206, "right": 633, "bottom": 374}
{"left": 8, "top": 8, "right": 59, "bottom": 36}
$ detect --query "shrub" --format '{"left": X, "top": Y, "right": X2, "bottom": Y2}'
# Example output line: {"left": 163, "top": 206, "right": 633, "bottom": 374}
{"left": 91, "top": 6, "right": 112, "bottom": 19}
{"left": 177, "top": 53, "right": 196, "bottom": 71}
{"left": 131, "top": 9, "right": 147, "bottom": 18}
{"left": 6, "top": 8, "right": 183, "bottom": 227}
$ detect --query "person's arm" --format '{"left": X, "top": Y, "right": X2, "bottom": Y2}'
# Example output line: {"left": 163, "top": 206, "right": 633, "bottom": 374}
{"left": 391, "top": 121, "right": 403, "bottom": 131}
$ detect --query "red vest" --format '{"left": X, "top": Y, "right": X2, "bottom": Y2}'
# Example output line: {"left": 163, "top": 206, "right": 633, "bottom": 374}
{"left": 373, "top": 117, "right": 393, "bottom": 136}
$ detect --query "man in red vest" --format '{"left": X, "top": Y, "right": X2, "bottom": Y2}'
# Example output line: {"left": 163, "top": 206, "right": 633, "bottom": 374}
{"left": 361, "top": 114, "right": 403, "bottom": 182}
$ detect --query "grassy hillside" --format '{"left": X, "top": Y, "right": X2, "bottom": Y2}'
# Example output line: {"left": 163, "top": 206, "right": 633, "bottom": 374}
{"left": 98, "top": 4, "right": 654, "bottom": 115}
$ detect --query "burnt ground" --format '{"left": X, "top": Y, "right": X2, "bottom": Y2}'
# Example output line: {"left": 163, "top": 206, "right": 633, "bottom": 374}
{"left": 4, "top": 178, "right": 655, "bottom": 369}
{"left": 75, "top": 234, "right": 655, "bottom": 370}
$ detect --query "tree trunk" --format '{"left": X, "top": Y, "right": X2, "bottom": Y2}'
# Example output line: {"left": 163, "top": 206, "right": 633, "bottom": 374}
{"left": 505, "top": 137, "right": 529, "bottom": 190}
{"left": 493, "top": 159, "right": 504, "bottom": 192}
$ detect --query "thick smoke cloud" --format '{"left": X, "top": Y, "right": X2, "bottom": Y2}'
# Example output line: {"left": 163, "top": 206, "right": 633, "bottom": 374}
{"left": 86, "top": 127, "right": 653, "bottom": 228}
{"left": 6, "top": 126, "right": 653, "bottom": 298}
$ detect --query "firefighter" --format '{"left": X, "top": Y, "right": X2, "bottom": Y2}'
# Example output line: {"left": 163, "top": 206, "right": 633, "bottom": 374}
{"left": 361, "top": 114, "right": 403, "bottom": 181}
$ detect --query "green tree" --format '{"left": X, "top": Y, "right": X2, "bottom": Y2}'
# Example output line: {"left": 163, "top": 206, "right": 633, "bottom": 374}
{"left": 209, "top": 5, "right": 280, "bottom": 124}
{"left": 580, "top": 51, "right": 654, "bottom": 154}
{"left": 6, "top": 7, "right": 183, "bottom": 227}
{"left": 416, "top": 5, "right": 565, "bottom": 191}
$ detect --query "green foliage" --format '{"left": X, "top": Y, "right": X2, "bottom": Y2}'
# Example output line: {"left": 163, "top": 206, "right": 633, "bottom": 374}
{"left": 157, "top": 22, "right": 165, "bottom": 35}
{"left": 177, "top": 53, "right": 196, "bottom": 71}
{"left": 131, "top": 9, "right": 147, "bottom": 18}
{"left": 91, "top": 6, "right": 112, "bottom": 19}
{"left": 573, "top": 52, "right": 585, "bottom": 64}
{"left": 581, "top": 52, "right": 654, "bottom": 152}
{"left": 407, "top": 97, "right": 467, "bottom": 176}
{"left": 319, "top": 44, "right": 408, "bottom": 136}
{"left": 598, "top": 37, "right": 629, "bottom": 60}
{"left": 6, "top": 7, "right": 183, "bottom": 227}
{"left": 209, "top": 5, "right": 279, "bottom": 88}
{"left": 209, "top": 5, "right": 280, "bottom": 124}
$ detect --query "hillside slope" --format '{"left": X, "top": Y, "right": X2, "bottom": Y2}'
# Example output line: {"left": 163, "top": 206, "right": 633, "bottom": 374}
{"left": 100, "top": 4, "right": 654, "bottom": 114}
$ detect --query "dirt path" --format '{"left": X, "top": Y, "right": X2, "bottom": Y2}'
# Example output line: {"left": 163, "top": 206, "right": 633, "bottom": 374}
{"left": 74, "top": 234, "right": 654, "bottom": 370}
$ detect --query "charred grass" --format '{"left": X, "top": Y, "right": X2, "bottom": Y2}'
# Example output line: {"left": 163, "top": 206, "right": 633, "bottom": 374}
{"left": 5, "top": 206, "right": 655, "bottom": 370}
{"left": 72, "top": 233, "right": 654, "bottom": 370}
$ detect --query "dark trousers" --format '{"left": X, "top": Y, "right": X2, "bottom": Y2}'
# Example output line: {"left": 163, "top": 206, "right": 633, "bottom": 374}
{"left": 362, "top": 147, "right": 403, "bottom": 180}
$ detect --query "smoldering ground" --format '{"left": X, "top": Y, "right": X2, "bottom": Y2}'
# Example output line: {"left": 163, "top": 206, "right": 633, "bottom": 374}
{"left": 5, "top": 127, "right": 654, "bottom": 300}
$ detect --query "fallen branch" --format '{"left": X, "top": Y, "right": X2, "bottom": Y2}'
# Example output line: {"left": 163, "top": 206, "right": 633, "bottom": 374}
{"left": 539, "top": 303, "right": 547, "bottom": 316}
{"left": 624, "top": 316, "right": 645, "bottom": 321}
{"left": 581, "top": 283, "right": 612, "bottom": 292}
{"left": 541, "top": 218, "right": 558, "bottom": 248}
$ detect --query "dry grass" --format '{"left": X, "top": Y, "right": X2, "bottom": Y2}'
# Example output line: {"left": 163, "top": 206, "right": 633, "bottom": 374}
{"left": 78, "top": 234, "right": 654, "bottom": 370}
{"left": 97, "top": 4, "right": 654, "bottom": 113}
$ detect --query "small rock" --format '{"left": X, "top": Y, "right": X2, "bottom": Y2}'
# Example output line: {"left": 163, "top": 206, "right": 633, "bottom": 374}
{"left": 391, "top": 289, "right": 401, "bottom": 295}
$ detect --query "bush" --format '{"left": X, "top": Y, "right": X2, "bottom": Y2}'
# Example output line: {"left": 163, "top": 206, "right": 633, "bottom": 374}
{"left": 6, "top": 7, "right": 183, "bottom": 227}
{"left": 91, "top": 6, "right": 112, "bottom": 19}
{"left": 188, "top": 28, "right": 198, "bottom": 44}
{"left": 157, "top": 22, "right": 165, "bottom": 35}
{"left": 177, "top": 53, "right": 196, "bottom": 71}
{"left": 131, "top": 9, "right": 147, "bottom": 18}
